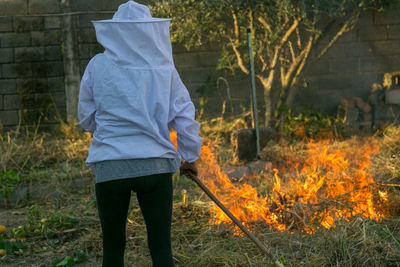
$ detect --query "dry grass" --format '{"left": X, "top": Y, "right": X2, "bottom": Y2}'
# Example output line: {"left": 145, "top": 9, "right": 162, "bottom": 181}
{"left": 0, "top": 121, "right": 399, "bottom": 266}
{"left": 0, "top": 122, "right": 92, "bottom": 185}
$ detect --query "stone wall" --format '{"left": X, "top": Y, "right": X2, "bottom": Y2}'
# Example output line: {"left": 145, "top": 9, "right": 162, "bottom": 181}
{"left": 0, "top": 0, "right": 399, "bottom": 130}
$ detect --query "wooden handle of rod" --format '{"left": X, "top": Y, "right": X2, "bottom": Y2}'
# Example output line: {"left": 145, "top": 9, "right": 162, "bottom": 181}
{"left": 190, "top": 175, "right": 284, "bottom": 267}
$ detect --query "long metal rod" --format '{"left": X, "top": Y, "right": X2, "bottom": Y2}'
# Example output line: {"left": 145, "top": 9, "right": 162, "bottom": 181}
{"left": 190, "top": 175, "right": 284, "bottom": 267}
{"left": 247, "top": 28, "right": 261, "bottom": 159}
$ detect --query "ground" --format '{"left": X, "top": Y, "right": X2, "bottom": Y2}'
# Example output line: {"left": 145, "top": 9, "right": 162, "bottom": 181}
{"left": 1, "top": 120, "right": 400, "bottom": 266}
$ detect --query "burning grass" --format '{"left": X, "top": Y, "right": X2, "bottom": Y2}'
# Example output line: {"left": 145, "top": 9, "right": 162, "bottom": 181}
{"left": 0, "top": 120, "right": 400, "bottom": 266}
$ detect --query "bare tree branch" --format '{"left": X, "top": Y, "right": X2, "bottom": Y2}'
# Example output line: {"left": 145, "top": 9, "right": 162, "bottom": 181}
{"left": 296, "top": 27, "right": 302, "bottom": 49}
{"left": 231, "top": 8, "right": 249, "bottom": 74}
{"left": 317, "top": 21, "right": 352, "bottom": 59}
{"left": 288, "top": 41, "right": 296, "bottom": 62}
{"left": 280, "top": 20, "right": 299, "bottom": 48}
{"left": 258, "top": 16, "right": 272, "bottom": 34}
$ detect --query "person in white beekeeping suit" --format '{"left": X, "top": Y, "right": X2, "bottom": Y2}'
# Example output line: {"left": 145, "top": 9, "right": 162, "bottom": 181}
{"left": 78, "top": 1, "right": 202, "bottom": 266}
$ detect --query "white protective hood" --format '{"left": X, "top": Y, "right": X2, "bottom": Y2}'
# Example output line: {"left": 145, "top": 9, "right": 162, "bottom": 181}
{"left": 79, "top": 1, "right": 202, "bottom": 168}
{"left": 92, "top": 1, "right": 173, "bottom": 68}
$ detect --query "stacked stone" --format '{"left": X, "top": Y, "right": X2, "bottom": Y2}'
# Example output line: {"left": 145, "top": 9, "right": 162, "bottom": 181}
{"left": 338, "top": 97, "right": 373, "bottom": 134}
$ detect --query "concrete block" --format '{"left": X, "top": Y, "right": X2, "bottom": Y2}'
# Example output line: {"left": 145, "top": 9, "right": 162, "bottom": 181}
{"left": 0, "top": 79, "right": 17, "bottom": 94}
{"left": 0, "top": 17, "right": 13, "bottom": 32}
{"left": 48, "top": 77, "right": 65, "bottom": 92}
{"left": 335, "top": 30, "right": 358, "bottom": 43}
{"left": 44, "top": 16, "right": 62, "bottom": 29}
{"left": 323, "top": 42, "right": 373, "bottom": 59}
{"left": 77, "top": 27, "right": 97, "bottom": 43}
{"left": 0, "top": 95, "right": 2, "bottom": 110}
{"left": 78, "top": 44, "right": 90, "bottom": 58}
{"left": 375, "top": 9, "right": 400, "bottom": 25}
{"left": 102, "top": 0, "right": 127, "bottom": 10}
{"left": 359, "top": 25, "right": 387, "bottom": 41}
{"left": 31, "top": 30, "right": 62, "bottom": 46}
{"left": 306, "top": 73, "right": 380, "bottom": 93}
{"left": 330, "top": 59, "right": 359, "bottom": 74}
{"left": 197, "top": 52, "right": 220, "bottom": 67}
{"left": 32, "top": 61, "right": 64, "bottom": 77}
{"left": 359, "top": 56, "right": 391, "bottom": 73}
{"left": 2, "top": 63, "right": 32, "bottom": 78}
{"left": 15, "top": 47, "right": 45, "bottom": 62}
{"left": 0, "top": 32, "right": 30, "bottom": 48}
{"left": 32, "top": 62, "right": 50, "bottom": 77}
{"left": 231, "top": 127, "right": 278, "bottom": 161}
{"left": 17, "top": 78, "right": 48, "bottom": 94}
{"left": 78, "top": 13, "right": 112, "bottom": 28}
{"left": 0, "top": 48, "right": 14, "bottom": 63}
{"left": 355, "top": 11, "right": 374, "bottom": 26}
{"left": 173, "top": 53, "right": 197, "bottom": 68}
{"left": 72, "top": 0, "right": 103, "bottom": 11}
{"left": 385, "top": 89, "right": 400, "bottom": 104}
{"left": 308, "top": 60, "right": 330, "bottom": 75}
{"left": 372, "top": 40, "right": 400, "bottom": 56}
{"left": 14, "top": 16, "right": 44, "bottom": 32}
{"left": 29, "top": 0, "right": 60, "bottom": 14}
{"left": 4, "top": 94, "right": 21, "bottom": 110}
{"left": 51, "top": 91, "right": 65, "bottom": 104}
{"left": 45, "top": 46, "right": 62, "bottom": 61}
{"left": 0, "top": 110, "right": 19, "bottom": 126}
{"left": 48, "top": 61, "right": 65, "bottom": 77}
{"left": 0, "top": 0, "right": 27, "bottom": 16}
{"left": 388, "top": 25, "right": 400, "bottom": 39}
{"left": 179, "top": 68, "right": 213, "bottom": 83}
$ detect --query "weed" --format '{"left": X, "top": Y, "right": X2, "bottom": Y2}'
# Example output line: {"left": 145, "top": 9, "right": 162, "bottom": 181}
{"left": 52, "top": 249, "right": 87, "bottom": 267}
{"left": 0, "top": 240, "right": 27, "bottom": 256}
{"left": 0, "top": 170, "right": 21, "bottom": 205}
{"left": 283, "top": 109, "right": 344, "bottom": 140}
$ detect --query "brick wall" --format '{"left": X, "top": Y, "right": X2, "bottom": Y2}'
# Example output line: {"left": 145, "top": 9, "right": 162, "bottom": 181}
{"left": 0, "top": 0, "right": 399, "bottom": 130}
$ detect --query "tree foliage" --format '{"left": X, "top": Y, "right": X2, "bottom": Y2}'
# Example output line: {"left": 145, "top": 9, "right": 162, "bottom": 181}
{"left": 151, "top": 0, "right": 394, "bottom": 127}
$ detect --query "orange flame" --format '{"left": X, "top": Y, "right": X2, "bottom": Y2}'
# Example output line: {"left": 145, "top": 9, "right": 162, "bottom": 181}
{"left": 171, "top": 132, "right": 387, "bottom": 233}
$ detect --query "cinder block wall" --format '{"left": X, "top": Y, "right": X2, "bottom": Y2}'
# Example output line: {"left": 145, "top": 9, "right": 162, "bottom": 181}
{"left": 0, "top": 0, "right": 399, "bottom": 130}
{"left": 0, "top": 0, "right": 235, "bottom": 130}
{"left": 296, "top": 6, "right": 400, "bottom": 113}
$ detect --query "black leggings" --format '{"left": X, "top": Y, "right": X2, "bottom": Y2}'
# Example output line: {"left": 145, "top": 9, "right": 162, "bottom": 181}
{"left": 95, "top": 173, "right": 174, "bottom": 267}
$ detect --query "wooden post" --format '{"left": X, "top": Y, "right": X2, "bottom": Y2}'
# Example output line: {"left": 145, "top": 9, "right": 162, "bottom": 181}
{"left": 60, "top": 0, "right": 80, "bottom": 123}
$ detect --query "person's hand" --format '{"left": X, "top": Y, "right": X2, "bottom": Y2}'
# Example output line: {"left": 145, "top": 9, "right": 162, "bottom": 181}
{"left": 179, "top": 161, "right": 198, "bottom": 179}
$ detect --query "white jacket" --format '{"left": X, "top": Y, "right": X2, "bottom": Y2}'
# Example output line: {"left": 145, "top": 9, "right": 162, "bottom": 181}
{"left": 78, "top": 1, "right": 202, "bottom": 169}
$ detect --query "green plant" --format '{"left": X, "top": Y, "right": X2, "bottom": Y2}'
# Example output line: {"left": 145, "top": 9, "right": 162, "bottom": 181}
{"left": 0, "top": 169, "right": 21, "bottom": 202}
{"left": 0, "top": 239, "right": 27, "bottom": 255}
{"left": 26, "top": 205, "right": 78, "bottom": 238}
{"left": 52, "top": 249, "right": 87, "bottom": 267}
{"left": 283, "top": 109, "right": 342, "bottom": 139}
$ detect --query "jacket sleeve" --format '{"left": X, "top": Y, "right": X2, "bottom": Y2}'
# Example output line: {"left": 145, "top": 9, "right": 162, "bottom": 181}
{"left": 168, "top": 69, "right": 202, "bottom": 163}
{"left": 78, "top": 57, "right": 96, "bottom": 132}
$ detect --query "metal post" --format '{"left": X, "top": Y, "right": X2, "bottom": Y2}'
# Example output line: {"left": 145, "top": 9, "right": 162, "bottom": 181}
{"left": 247, "top": 29, "right": 261, "bottom": 159}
